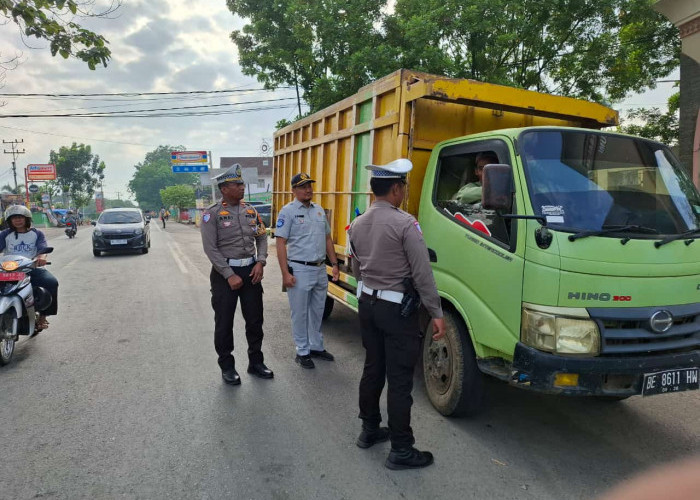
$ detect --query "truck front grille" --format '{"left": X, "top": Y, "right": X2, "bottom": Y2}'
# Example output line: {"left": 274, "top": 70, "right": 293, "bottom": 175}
{"left": 588, "top": 304, "right": 700, "bottom": 356}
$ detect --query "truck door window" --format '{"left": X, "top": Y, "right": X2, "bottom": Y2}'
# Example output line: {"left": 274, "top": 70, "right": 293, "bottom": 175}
{"left": 433, "top": 140, "right": 514, "bottom": 246}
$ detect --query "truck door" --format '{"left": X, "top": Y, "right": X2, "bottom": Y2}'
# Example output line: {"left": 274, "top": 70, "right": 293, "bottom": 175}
{"left": 423, "top": 137, "right": 526, "bottom": 356}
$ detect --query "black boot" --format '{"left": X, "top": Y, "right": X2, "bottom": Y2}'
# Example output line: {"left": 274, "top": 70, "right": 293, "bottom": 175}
{"left": 385, "top": 447, "right": 434, "bottom": 470}
{"left": 356, "top": 426, "right": 390, "bottom": 449}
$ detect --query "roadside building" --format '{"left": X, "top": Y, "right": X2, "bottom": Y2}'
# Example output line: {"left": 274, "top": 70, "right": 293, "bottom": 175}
{"left": 655, "top": 0, "right": 700, "bottom": 185}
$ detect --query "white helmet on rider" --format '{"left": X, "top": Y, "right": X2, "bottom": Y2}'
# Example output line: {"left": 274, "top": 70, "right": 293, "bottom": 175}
{"left": 4, "top": 205, "right": 32, "bottom": 229}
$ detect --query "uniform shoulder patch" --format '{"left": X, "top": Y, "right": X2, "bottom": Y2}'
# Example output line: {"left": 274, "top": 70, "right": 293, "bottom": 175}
{"left": 202, "top": 213, "right": 211, "bottom": 223}
{"left": 413, "top": 221, "right": 422, "bottom": 234}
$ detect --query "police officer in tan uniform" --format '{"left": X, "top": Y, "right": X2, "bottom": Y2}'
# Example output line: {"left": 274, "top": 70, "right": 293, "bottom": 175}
{"left": 201, "top": 164, "right": 273, "bottom": 385}
{"left": 348, "top": 158, "right": 446, "bottom": 470}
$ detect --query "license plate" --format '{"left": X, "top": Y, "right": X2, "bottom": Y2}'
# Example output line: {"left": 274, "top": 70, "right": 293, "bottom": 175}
{"left": 0, "top": 272, "right": 26, "bottom": 281}
{"left": 642, "top": 368, "right": 699, "bottom": 396}
{"left": 110, "top": 239, "right": 128, "bottom": 245}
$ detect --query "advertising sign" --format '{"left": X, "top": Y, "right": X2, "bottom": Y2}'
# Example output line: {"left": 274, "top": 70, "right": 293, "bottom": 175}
{"left": 171, "top": 151, "right": 207, "bottom": 164}
{"left": 27, "top": 164, "right": 57, "bottom": 181}
{"left": 28, "top": 184, "right": 39, "bottom": 193}
{"left": 95, "top": 192, "right": 104, "bottom": 213}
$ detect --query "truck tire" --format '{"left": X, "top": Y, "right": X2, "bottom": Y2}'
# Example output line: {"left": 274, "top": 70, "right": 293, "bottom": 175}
{"left": 422, "top": 309, "right": 484, "bottom": 417}
{"left": 322, "top": 296, "right": 334, "bottom": 320}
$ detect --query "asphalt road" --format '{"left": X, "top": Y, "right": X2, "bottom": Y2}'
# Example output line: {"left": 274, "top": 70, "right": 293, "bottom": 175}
{"left": 0, "top": 222, "right": 698, "bottom": 499}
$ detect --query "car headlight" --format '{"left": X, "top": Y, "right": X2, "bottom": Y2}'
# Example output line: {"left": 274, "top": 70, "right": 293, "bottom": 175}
{"left": 521, "top": 308, "right": 600, "bottom": 356}
{"left": 94, "top": 229, "right": 102, "bottom": 237}
{"left": 134, "top": 228, "right": 143, "bottom": 235}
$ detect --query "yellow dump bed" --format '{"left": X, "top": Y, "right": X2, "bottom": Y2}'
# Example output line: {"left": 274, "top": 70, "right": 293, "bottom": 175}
{"left": 272, "top": 69, "right": 618, "bottom": 250}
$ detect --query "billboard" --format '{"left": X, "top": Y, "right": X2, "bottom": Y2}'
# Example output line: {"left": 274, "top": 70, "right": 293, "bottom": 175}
{"left": 27, "top": 164, "right": 57, "bottom": 181}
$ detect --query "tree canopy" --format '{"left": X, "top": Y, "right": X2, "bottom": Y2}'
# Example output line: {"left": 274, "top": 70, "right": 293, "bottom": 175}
{"left": 128, "top": 145, "right": 198, "bottom": 211}
{"left": 619, "top": 93, "right": 679, "bottom": 146}
{"left": 48, "top": 142, "right": 105, "bottom": 204}
{"left": 228, "top": 0, "right": 679, "bottom": 113}
{"left": 1, "top": 0, "right": 118, "bottom": 70}
{"left": 160, "top": 184, "right": 195, "bottom": 213}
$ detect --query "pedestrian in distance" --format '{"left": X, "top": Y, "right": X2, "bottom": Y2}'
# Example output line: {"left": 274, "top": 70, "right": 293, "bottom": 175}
{"left": 275, "top": 173, "right": 339, "bottom": 369}
{"left": 347, "top": 158, "right": 446, "bottom": 470}
{"left": 201, "top": 164, "right": 273, "bottom": 385}
{"left": 159, "top": 207, "right": 166, "bottom": 229}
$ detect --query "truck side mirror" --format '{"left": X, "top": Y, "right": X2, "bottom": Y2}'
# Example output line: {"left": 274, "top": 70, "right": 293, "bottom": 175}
{"left": 482, "top": 164, "right": 513, "bottom": 212}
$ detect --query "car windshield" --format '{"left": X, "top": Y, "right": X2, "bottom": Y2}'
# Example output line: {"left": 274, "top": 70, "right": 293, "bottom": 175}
{"left": 520, "top": 130, "right": 700, "bottom": 236}
{"left": 98, "top": 211, "right": 142, "bottom": 224}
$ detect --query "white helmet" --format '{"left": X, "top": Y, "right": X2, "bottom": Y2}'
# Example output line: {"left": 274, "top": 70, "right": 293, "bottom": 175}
{"left": 5, "top": 205, "right": 31, "bottom": 220}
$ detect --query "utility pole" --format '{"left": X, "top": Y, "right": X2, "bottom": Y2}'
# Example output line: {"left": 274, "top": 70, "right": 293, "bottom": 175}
{"left": 115, "top": 191, "right": 121, "bottom": 200}
{"left": 3, "top": 139, "right": 25, "bottom": 191}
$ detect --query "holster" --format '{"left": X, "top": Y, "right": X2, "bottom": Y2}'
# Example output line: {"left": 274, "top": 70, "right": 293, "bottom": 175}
{"left": 400, "top": 278, "right": 421, "bottom": 318}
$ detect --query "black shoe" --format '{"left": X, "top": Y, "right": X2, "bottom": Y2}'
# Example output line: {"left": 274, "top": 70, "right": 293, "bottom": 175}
{"left": 385, "top": 447, "right": 434, "bottom": 470}
{"left": 356, "top": 427, "right": 390, "bottom": 449}
{"left": 295, "top": 354, "right": 315, "bottom": 369}
{"left": 221, "top": 369, "right": 241, "bottom": 385}
{"left": 310, "top": 349, "right": 335, "bottom": 361}
{"left": 247, "top": 362, "right": 274, "bottom": 379}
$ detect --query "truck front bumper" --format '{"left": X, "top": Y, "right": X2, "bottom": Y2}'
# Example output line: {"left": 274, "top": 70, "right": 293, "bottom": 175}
{"left": 510, "top": 342, "right": 699, "bottom": 396}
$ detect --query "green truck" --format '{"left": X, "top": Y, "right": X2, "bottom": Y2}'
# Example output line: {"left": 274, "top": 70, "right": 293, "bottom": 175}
{"left": 273, "top": 70, "right": 700, "bottom": 415}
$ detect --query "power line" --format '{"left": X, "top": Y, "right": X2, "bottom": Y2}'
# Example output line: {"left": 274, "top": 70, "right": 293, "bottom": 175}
{"left": 0, "top": 97, "right": 297, "bottom": 118}
{"left": 0, "top": 87, "right": 292, "bottom": 98}
{"left": 0, "top": 103, "right": 298, "bottom": 119}
{"left": 0, "top": 124, "right": 159, "bottom": 147}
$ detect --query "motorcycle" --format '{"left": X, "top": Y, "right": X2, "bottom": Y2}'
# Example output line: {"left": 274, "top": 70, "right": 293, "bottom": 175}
{"left": 65, "top": 222, "right": 76, "bottom": 238}
{"left": 0, "top": 248, "right": 54, "bottom": 365}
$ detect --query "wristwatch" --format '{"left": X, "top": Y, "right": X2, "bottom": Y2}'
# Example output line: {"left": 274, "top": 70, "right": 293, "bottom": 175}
{"left": 331, "top": 262, "right": 338, "bottom": 267}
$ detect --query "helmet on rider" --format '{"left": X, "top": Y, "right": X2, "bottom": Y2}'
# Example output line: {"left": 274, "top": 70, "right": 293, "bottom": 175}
{"left": 4, "top": 205, "right": 32, "bottom": 229}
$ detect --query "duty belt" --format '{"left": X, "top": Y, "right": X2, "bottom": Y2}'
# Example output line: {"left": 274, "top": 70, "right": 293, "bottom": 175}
{"left": 289, "top": 259, "right": 324, "bottom": 267}
{"left": 228, "top": 257, "right": 255, "bottom": 267}
{"left": 356, "top": 281, "right": 404, "bottom": 304}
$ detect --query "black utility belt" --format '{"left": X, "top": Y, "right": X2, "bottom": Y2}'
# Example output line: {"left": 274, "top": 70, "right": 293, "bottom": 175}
{"left": 289, "top": 260, "right": 324, "bottom": 267}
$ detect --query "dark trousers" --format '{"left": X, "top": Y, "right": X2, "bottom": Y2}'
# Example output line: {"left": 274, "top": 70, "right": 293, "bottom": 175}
{"left": 358, "top": 295, "right": 422, "bottom": 449}
{"left": 30, "top": 268, "right": 58, "bottom": 316}
{"left": 210, "top": 264, "right": 264, "bottom": 371}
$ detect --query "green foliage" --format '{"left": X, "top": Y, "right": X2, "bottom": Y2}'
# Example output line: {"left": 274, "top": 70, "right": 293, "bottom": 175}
{"left": 160, "top": 184, "right": 195, "bottom": 211}
{"left": 229, "top": 0, "right": 679, "bottom": 111}
{"left": 128, "top": 145, "right": 198, "bottom": 212}
{"left": 48, "top": 143, "right": 105, "bottom": 201}
{"left": 228, "top": 0, "right": 388, "bottom": 113}
{"left": 619, "top": 92, "right": 680, "bottom": 146}
{"left": 1, "top": 0, "right": 115, "bottom": 69}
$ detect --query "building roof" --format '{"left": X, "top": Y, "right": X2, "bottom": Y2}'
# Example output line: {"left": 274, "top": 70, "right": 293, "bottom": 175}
{"left": 219, "top": 157, "right": 272, "bottom": 176}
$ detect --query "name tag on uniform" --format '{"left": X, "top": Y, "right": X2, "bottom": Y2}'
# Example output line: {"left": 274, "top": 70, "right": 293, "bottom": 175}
{"left": 295, "top": 215, "right": 305, "bottom": 224}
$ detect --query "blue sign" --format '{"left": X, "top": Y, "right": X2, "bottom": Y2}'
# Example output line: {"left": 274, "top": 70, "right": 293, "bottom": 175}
{"left": 172, "top": 165, "right": 209, "bottom": 173}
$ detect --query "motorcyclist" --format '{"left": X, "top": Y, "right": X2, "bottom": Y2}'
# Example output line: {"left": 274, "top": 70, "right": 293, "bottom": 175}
{"left": 0, "top": 205, "right": 58, "bottom": 330}
{"left": 65, "top": 210, "right": 78, "bottom": 235}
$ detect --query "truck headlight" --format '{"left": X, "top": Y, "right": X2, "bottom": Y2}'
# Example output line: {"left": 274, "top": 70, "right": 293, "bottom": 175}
{"left": 521, "top": 308, "right": 600, "bottom": 356}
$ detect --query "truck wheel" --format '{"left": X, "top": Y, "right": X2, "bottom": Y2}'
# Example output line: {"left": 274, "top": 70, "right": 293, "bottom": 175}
{"left": 423, "top": 309, "right": 484, "bottom": 417}
{"left": 322, "top": 297, "right": 334, "bottom": 320}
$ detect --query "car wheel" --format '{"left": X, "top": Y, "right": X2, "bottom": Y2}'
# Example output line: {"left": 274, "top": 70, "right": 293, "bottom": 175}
{"left": 142, "top": 247, "right": 149, "bottom": 254}
{"left": 93, "top": 249, "right": 101, "bottom": 257}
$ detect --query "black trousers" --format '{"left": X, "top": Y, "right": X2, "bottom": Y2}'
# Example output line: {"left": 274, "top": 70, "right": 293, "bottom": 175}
{"left": 358, "top": 294, "right": 422, "bottom": 449}
{"left": 210, "top": 264, "right": 264, "bottom": 371}
{"left": 30, "top": 268, "right": 58, "bottom": 316}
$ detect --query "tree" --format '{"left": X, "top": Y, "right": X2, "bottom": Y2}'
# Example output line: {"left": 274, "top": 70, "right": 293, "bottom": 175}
{"left": 230, "top": 0, "right": 679, "bottom": 111}
{"left": 128, "top": 145, "right": 198, "bottom": 212}
{"left": 1, "top": 0, "right": 119, "bottom": 70}
{"left": 160, "top": 184, "right": 195, "bottom": 220}
{"left": 619, "top": 92, "right": 679, "bottom": 146}
{"left": 228, "top": 0, "right": 388, "bottom": 113}
{"left": 48, "top": 143, "right": 105, "bottom": 206}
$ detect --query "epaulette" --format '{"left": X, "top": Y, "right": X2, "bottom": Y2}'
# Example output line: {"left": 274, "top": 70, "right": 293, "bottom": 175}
{"left": 206, "top": 202, "right": 218, "bottom": 210}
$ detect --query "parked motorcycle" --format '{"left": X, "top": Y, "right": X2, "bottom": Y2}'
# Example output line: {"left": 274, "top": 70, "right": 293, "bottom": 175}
{"left": 65, "top": 222, "right": 76, "bottom": 238}
{"left": 0, "top": 248, "right": 54, "bottom": 365}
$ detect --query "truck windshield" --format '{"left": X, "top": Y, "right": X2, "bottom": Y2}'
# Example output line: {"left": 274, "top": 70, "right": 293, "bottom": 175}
{"left": 519, "top": 130, "right": 700, "bottom": 236}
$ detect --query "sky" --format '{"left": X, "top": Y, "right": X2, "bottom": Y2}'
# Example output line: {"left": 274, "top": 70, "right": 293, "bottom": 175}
{"left": 0, "top": 0, "right": 679, "bottom": 202}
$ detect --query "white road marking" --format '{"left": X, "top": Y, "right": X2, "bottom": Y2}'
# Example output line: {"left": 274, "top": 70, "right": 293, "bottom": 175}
{"left": 168, "top": 244, "right": 188, "bottom": 274}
